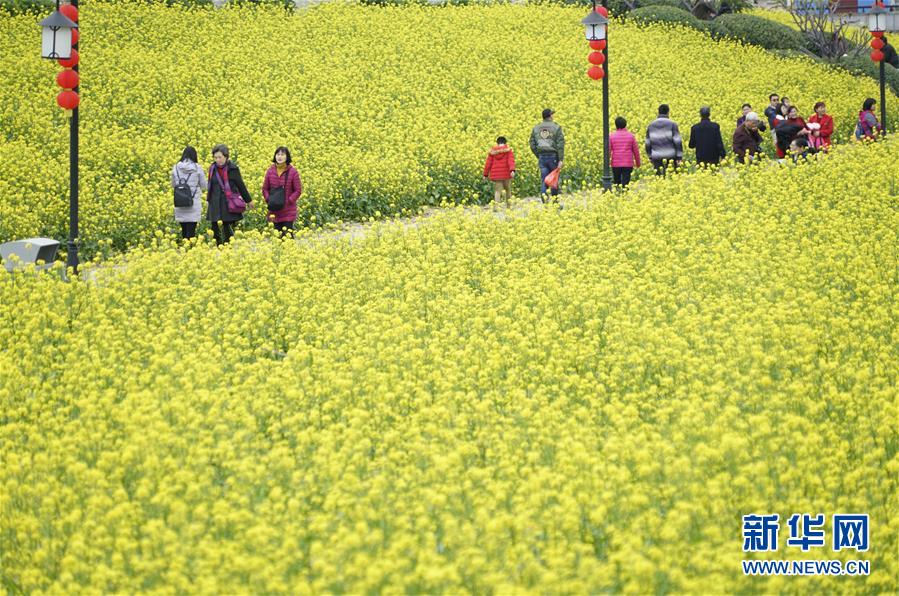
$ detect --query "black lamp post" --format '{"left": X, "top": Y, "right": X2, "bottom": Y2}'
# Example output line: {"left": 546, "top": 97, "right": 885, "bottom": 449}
{"left": 582, "top": 4, "right": 612, "bottom": 191}
{"left": 40, "top": 0, "right": 79, "bottom": 274}
{"left": 69, "top": 1, "right": 79, "bottom": 275}
{"left": 868, "top": 3, "right": 889, "bottom": 135}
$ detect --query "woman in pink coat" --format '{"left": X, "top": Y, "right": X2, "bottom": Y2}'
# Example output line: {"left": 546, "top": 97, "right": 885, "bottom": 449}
{"left": 262, "top": 146, "right": 302, "bottom": 236}
{"left": 608, "top": 116, "right": 642, "bottom": 187}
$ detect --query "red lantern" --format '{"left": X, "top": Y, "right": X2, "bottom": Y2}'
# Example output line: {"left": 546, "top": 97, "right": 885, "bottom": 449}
{"left": 71, "top": 28, "right": 79, "bottom": 46}
{"left": 60, "top": 3, "right": 78, "bottom": 22}
{"left": 588, "top": 51, "right": 606, "bottom": 65}
{"left": 871, "top": 49, "right": 885, "bottom": 62}
{"left": 58, "top": 49, "right": 79, "bottom": 68}
{"left": 589, "top": 39, "right": 607, "bottom": 51}
{"left": 595, "top": 5, "right": 609, "bottom": 17}
{"left": 872, "top": 30, "right": 885, "bottom": 38}
{"left": 56, "top": 90, "right": 80, "bottom": 110}
{"left": 871, "top": 37, "right": 885, "bottom": 49}
{"left": 587, "top": 66, "right": 605, "bottom": 80}
{"left": 56, "top": 69, "right": 79, "bottom": 89}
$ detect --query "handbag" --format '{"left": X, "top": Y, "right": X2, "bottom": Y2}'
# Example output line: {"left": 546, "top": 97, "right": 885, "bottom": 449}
{"left": 267, "top": 186, "right": 286, "bottom": 212}
{"left": 213, "top": 167, "right": 246, "bottom": 214}
{"left": 543, "top": 166, "right": 561, "bottom": 190}
{"left": 173, "top": 170, "right": 194, "bottom": 207}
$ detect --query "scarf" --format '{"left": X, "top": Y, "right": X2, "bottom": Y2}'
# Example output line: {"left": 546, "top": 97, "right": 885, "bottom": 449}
{"left": 212, "top": 163, "right": 230, "bottom": 194}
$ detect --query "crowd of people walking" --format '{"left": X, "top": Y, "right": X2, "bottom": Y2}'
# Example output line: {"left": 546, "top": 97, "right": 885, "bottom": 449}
{"left": 514, "top": 96, "right": 883, "bottom": 194}
{"left": 171, "top": 144, "right": 302, "bottom": 243}
{"left": 170, "top": 96, "right": 883, "bottom": 243}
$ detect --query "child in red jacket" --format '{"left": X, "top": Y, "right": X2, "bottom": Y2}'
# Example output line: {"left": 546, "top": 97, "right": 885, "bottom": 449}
{"left": 483, "top": 136, "right": 516, "bottom": 208}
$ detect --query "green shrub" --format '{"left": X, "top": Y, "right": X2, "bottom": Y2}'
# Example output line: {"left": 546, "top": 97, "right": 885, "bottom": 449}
{"left": 719, "top": 0, "right": 752, "bottom": 13}
{"left": 701, "top": 17, "right": 728, "bottom": 38}
{"left": 604, "top": 0, "right": 631, "bottom": 15}
{"left": 628, "top": 5, "right": 704, "bottom": 31}
{"left": 833, "top": 53, "right": 899, "bottom": 96}
{"left": 1, "top": 0, "right": 216, "bottom": 11}
{"left": 713, "top": 13, "right": 806, "bottom": 51}
{"left": 637, "top": 0, "right": 684, "bottom": 8}
{"left": 0, "top": 0, "right": 53, "bottom": 15}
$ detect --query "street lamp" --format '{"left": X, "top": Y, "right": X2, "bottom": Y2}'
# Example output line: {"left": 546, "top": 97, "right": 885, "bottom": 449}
{"left": 40, "top": 1, "right": 80, "bottom": 275}
{"left": 582, "top": 10, "right": 608, "bottom": 42}
{"left": 582, "top": 5, "right": 612, "bottom": 191}
{"left": 868, "top": 2, "right": 889, "bottom": 135}
{"left": 39, "top": 9, "right": 76, "bottom": 60}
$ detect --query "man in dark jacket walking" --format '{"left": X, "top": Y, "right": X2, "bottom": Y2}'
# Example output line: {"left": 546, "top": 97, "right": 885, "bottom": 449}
{"left": 530, "top": 108, "right": 565, "bottom": 200}
{"left": 688, "top": 106, "right": 726, "bottom": 166}
{"left": 882, "top": 36, "right": 899, "bottom": 69}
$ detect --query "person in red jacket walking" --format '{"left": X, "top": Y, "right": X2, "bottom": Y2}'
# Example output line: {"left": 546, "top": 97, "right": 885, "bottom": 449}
{"left": 483, "top": 136, "right": 516, "bottom": 207}
{"left": 262, "top": 146, "right": 302, "bottom": 237}
{"left": 608, "top": 116, "right": 641, "bottom": 187}
{"left": 807, "top": 101, "right": 834, "bottom": 150}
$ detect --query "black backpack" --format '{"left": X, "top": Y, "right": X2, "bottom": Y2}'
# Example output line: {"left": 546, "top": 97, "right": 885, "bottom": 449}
{"left": 173, "top": 170, "right": 194, "bottom": 207}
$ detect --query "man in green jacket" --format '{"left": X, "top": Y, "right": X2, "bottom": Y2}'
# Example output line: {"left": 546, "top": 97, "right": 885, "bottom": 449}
{"left": 530, "top": 108, "right": 565, "bottom": 199}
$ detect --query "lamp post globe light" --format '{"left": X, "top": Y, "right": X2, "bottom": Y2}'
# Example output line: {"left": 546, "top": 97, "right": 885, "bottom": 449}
{"left": 867, "top": 3, "right": 888, "bottom": 35}
{"left": 582, "top": 10, "right": 607, "bottom": 42}
{"left": 40, "top": 1, "right": 80, "bottom": 275}
{"left": 867, "top": 2, "right": 889, "bottom": 134}
{"left": 40, "top": 9, "right": 76, "bottom": 60}
{"left": 581, "top": 5, "right": 613, "bottom": 191}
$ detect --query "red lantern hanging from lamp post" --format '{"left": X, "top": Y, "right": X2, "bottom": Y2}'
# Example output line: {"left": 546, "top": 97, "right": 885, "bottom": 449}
{"left": 56, "top": 90, "right": 80, "bottom": 110}
{"left": 56, "top": 68, "right": 79, "bottom": 89}
{"left": 58, "top": 48, "right": 79, "bottom": 68}
{"left": 59, "top": 3, "right": 78, "bottom": 22}
{"left": 587, "top": 66, "right": 605, "bottom": 80}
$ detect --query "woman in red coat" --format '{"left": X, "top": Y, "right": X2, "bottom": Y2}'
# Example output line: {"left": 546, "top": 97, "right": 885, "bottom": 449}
{"left": 262, "top": 146, "right": 302, "bottom": 237}
{"left": 483, "top": 136, "right": 516, "bottom": 208}
{"left": 807, "top": 101, "right": 834, "bottom": 150}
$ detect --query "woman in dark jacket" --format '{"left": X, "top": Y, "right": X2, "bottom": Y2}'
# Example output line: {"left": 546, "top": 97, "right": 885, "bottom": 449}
{"left": 207, "top": 144, "right": 254, "bottom": 245}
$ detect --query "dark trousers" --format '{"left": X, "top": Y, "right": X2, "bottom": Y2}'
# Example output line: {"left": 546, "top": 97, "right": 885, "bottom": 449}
{"left": 274, "top": 221, "right": 294, "bottom": 238}
{"left": 212, "top": 221, "right": 235, "bottom": 245}
{"left": 652, "top": 158, "right": 674, "bottom": 176}
{"left": 538, "top": 153, "right": 560, "bottom": 198}
{"left": 612, "top": 167, "right": 633, "bottom": 187}
{"left": 180, "top": 222, "right": 198, "bottom": 240}
{"left": 696, "top": 159, "right": 720, "bottom": 168}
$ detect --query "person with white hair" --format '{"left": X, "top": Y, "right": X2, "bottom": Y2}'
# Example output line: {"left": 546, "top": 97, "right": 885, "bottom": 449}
{"left": 732, "top": 112, "right": 763, "bottom": 164}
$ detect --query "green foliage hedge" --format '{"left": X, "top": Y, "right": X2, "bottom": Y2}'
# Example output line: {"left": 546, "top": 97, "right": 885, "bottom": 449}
{"left": 628, "top": 5, "right": 703, "bottom": 29}
{"left": 834, "top": 54, "right": 899, "bottom": 96}
{"left": 713, "top": 13, "right": 807, "bottom": 51}
{"left": 0, "top": 0, "right": 53, "bottom": 14}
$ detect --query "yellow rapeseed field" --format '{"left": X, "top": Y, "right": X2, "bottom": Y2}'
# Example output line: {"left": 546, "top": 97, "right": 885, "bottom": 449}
{"left": 0, "top": 2, "right": 895, "bottom": 257}
{"left": 1, "top": 137, "right": 896, "bottom": 593}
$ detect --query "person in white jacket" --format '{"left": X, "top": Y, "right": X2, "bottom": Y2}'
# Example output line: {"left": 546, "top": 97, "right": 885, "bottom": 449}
{"left": 171, "top": 146, "right": 207, "bottom": 240}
